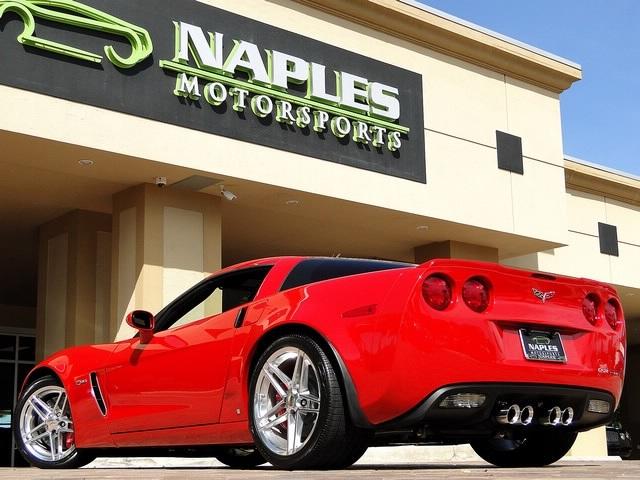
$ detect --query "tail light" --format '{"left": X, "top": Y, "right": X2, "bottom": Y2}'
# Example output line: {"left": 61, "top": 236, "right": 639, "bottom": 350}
{"left": 462, "top": 277, "right": 490, "bottom": 313}
{"left": 605, "top": 300, "right": 621, "bottom": 329}
{"left": 422, "top": 275, "right": 452, "bottom": 311}
{"left": 582, "top": 294, "right": 599, "bottom": 325}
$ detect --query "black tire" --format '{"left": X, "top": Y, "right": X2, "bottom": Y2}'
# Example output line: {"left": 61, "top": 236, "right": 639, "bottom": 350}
{"left": 471, "top": 431, "right": 577, "bottom": 467}
{"left": 14, "top": 375, "right": 95, "bottom": 469}
{"left": 215, "top": 447, "right": 267, "bottom": 468}
{"left": 325, "top": 431, "right": 370, "bottom": 468}
{"left": 249, "top": 334, "right": 366, "bottom": 469}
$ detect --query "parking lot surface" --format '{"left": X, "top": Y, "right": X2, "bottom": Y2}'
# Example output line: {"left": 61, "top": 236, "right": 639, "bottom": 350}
{"left": 1, "top": 462, "right": 639, "bottom": 480}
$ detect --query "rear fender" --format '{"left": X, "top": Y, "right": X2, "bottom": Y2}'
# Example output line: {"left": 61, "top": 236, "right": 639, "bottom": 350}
{"left": 223, "top": 267, "right": 420, "bottom": 427}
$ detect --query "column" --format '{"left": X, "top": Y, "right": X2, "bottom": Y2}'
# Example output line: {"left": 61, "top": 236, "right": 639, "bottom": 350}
{"left": 36, "top": 210, "right": 112, "bottom": 359}
{"left": 110, "top": 183, "right": 221, "bottom": 341}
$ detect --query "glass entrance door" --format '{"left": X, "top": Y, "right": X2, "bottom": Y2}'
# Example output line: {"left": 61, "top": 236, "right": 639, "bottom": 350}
{"left": 0, "top": 333, "right": 36, "bottom": 467}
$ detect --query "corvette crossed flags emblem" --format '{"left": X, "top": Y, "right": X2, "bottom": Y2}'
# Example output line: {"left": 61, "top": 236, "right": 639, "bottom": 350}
{"left": 532, "top": 288, "right": 556, "bottom": 303}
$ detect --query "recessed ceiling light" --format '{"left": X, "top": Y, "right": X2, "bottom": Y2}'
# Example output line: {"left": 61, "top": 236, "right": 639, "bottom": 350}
{"left": 78, "top": 159, "right": 94, "bottom": 166}
{"left": 285, "top": 200, "right": 300, "bottom": 206}
{"left": 416, "top": 225, "right": 429, "bottom": 231}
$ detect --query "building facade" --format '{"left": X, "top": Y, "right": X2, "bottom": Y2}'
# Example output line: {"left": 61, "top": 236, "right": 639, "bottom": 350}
{"left": 0, "top": 0, "right": 637, "bottom": 466}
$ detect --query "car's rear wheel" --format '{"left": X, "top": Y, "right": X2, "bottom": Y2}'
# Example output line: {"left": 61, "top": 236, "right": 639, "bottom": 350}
{"left": 471, "top": 431, "right": 577, "bottom": 467}
{"left": 249, "top": 334, "right": 369, "bottom": 469}
{"left": 215, "top": 447, "right": 267, "bottom": 468}
{"left": 14, "top": 375, "right": 95, "bottom": 469}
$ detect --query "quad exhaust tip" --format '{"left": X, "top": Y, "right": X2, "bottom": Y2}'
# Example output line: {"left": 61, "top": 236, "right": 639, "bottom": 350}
{"left": 561, "top": 407, "right": 574, "bottom": 426}
{"left": 497, "top": 404, "right": 533, "bottom": 425}
{"left": 497, "top": 404, "right": 521, "bottom": 425}
{"left": 544, "top": 406, "right": 562, "bottom": 426}
{"left": 542, "top": 406, "right": 574, "bottom": 426}
{"left": 497, "top": 404, "right": 574, "bottom": 426}
{"left": 520, "top": 405, "right": 534, "bottom": 425}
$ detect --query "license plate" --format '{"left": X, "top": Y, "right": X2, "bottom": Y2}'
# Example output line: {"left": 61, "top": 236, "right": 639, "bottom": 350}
{"left": 519, "top": 329, "right": 567, "bottom": 363}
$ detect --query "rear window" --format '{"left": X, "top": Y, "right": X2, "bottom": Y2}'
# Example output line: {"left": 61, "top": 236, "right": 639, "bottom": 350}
{"left": 280, "top": 258, "right": 413, "bottom": 291}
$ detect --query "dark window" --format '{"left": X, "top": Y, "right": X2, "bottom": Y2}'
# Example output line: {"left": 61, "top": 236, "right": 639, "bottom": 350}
{"left": 598, "top": 222, "right": 619, "bottom": 256}
{"left": 496, "top": 131, "right": 524, "bottom": 174}
{"left": 280, "top": 258, "right": 413, "bottom": 291}
{"left": 0, "top": 336, "right": 14, "bottom": 361}
{"left": 155, "top": 266, "right": 271, "bottom": 332}
{"left": 17, "top": 337, "right": 35, "bottom": 362}
{"left": 0, "top": 333, "right": 35, "bottom": 467}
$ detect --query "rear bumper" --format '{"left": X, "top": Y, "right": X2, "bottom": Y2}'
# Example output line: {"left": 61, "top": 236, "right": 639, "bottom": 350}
{"left": 379, "top": 382, "right": 615, "bottom": 434}
{"left": 361, "top": 303, "right": 626, "bottom": 425}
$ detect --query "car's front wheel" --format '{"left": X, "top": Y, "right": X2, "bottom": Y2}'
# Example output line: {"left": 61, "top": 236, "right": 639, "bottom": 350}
{"left": 14, "top": 375, "right": 95, "bottom": 469}
{"left": 249, "top": 334, "right": 369, "bottom": 469}
{"left": 471, "top": 431, "right": 577, "bottom": 467}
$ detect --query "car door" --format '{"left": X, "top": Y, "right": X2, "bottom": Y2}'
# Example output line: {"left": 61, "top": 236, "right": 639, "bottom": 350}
{"left": 103, "top": 266, "right": 271, "bottom": 436}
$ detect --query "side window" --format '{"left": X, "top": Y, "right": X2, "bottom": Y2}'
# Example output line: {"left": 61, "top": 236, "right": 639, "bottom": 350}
{"left": 155, "top": 266, "right": 271, "bottom": 332}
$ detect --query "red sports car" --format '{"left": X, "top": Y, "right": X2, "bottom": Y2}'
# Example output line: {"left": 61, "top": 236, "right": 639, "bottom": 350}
{"left": 14, "top": 257, "right": 625, "bottom": 469}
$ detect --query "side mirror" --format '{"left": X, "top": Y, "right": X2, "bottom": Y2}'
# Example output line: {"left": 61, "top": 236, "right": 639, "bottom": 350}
{"left": 126, "top": 310, "right": 155, "bottom": 343}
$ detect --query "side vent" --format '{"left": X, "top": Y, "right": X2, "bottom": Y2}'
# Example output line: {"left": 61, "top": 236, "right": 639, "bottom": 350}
{"left": 90, "top": 372, "right": 107, "bottom": 416}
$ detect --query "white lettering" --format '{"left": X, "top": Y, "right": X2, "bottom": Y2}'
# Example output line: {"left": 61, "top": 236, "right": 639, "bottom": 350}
{"left": 296, "top": 106, "right": 312, "bottom": 128}
{"left": 251, "top": 94, "right": 273, "bottom": 117}
{"left": 174, "top": 73, "right": 201, "bottom": 100}
{"left": 203, "top": 82, "right": 227, "bottom": 106}
{"left": 275, "top": 100, "right": 295, "bottom": 124}
{"left": 387, "top": 131, "right": 401, "bottom": 151}
{"left": 229, "top": 87, "right": 249, "bottom": 112}
{"left": 331, "top": 116, "right": 351, "bottom": 138}
{"left": 223, "top": 40, "right": 270, "bottom": 85}
{"left": 370, "top": 125, "right": 386, "bottom": 148}
{"left": 352, "top": 121, "right": 371, "bottom": 144}
{"left": 174, "top": 22, "right": 223, "bottom": 72}
{"left": 270, "top": 51, "right": 309, "bottom": 90}
{"left": 313, "top": 110, "right": 330, "bottom": 132}
{"left": 339, "top": 72, "right": 369, "bottom": 113}
{"left": 307, "top": 63, "right": 340, "bottom": 104}
{"left": 369, "top": 82, "right": 400, "bottom": 121}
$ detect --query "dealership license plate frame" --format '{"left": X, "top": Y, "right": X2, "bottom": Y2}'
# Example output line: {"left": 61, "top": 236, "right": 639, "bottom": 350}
{"left": 519, "top": 329, "right": 567, "bottom": 363}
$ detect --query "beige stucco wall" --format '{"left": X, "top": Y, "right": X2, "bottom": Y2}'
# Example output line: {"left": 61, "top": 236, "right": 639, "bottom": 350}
{"left": 504, "top": 188, "right": 640, "bottom": 291}
{"left": 0, "top": 0, "right": 569, "bottom": 252}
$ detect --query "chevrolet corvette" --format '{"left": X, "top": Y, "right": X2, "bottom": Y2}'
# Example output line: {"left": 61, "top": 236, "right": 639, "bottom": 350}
{"left": 14, "top": 256, "right": 626, "bottom": 469}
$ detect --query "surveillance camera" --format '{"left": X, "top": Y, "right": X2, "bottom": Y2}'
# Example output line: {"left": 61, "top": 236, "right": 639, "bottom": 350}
{"left": 222, "top": 189, "right": 237, "bottom": 201}
{"left": 155, "top": 176, "right": 167, "bottom": 188}
{"left": 220, "top": 184, "right": 238, "bottom": 201}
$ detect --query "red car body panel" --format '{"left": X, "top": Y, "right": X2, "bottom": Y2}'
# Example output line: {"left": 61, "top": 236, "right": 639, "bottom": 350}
{"left": 23, "top": 257, "right": 626, "bottom": 449}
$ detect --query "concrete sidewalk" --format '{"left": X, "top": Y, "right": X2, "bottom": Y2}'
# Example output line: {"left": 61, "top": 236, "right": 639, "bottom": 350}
{"left": 0, "top": 461, "right": 638, "bottom": 480}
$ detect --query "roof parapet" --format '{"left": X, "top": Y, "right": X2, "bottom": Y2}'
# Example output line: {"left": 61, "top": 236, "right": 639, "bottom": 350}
{"left": 293, "top": 0, "right": 582, "bottom": 93}
{"left": 565, "top": 156, "right": 640, "bottom": 206}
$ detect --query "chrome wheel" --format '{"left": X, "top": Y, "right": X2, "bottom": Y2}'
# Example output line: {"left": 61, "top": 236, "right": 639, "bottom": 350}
{"left": 19, "top": 385, "right": 75, "bottom": 463}
{"left": 253, "top": 346, "right": 321, "bottom": 456}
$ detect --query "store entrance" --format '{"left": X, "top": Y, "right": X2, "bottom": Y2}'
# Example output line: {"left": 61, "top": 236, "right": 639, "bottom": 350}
{"left": 0, "top": 332, "right": 36, "bottom": 467}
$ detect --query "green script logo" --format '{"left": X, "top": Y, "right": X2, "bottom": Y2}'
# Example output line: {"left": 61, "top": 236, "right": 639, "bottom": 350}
{"left": 0, "top": 0, "right": 152, "bottom": 68}
{"left": 159, "top": 22, "right": 410, "bottom": 151}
